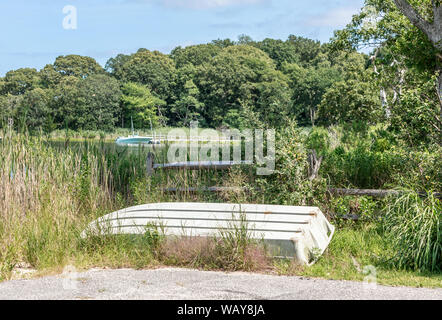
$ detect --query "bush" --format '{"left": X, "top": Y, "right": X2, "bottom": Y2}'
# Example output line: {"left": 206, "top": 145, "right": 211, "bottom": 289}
{"left": 305, "top": 126, "right": 330, "bottom": 156}
{"left": 255, "top": 121, "right": 327, "bottom": 206}
{"left": 383, "top": 191, "right": 441, "bottom": 272}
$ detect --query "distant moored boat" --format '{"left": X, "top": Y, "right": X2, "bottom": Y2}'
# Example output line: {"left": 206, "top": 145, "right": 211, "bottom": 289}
{"left": 115, "top": 117, "right": 156, "bottom": 145}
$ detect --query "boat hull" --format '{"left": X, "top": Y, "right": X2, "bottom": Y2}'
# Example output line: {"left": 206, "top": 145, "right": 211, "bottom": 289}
{"left": 82, "top": 202, "right": 335, "bottom": 265}
{"left": 115, "top": 136, "right": 153, "bottom": 145}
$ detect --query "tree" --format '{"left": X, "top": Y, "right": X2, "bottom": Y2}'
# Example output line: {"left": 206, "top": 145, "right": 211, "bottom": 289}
{"left": 53, "top": 55, "right": 104, "bottom": 78}
{"left": 1, "top": 68, "right": 40, "bottom": 95}
{"left": 76, "top": 74, "right": 122, "bottom": 131}
{"left": 318, "top": 79, "right": 382, "bottom": 125}
{"left": 391, "top": 0, "right": 442, "bottom": 108}
{"left": 283, "top": 61, "right": 342, "bottom": 126}
{"left": 0, "top": 94, "right": 21, "bottom": 128}
{"left": 105, "top": 53, "right": 131, "bottom": 79}
{"left": 170, "top": 44, "right": 221, "bottom": 68}
{"left": 254, "top": 38, "right": 299, "bottom": 69}
{"left": 51, "top": 76, "right": 81, "bottom": 129}
{"left": 211, "top": 38, "right": 235, "bottom": 48}
{"left": 121, "top": 82, "right": 165, "bottom": 129}
{"left": 119, "top": 50, "right": 176, "bottom": 101}
{"left": 332, "top": 0, "right": 441, "bottom": 144}
{"left": 194, "top": 45, "right": 291, "bottom": 128}
{"left": 39, "top": 64, "right": 63, "bottom": 88}
{"left": 393, "top": 0, "right": 441, "bottom": 51}
{"left": 286, "top": 35, "right": 322, "bottom": 66}
{"left": 170, "top": 79, "right": 204, "bottom": 126}
{"left": 17, "top": 88, "right": 53, "bottom": 132}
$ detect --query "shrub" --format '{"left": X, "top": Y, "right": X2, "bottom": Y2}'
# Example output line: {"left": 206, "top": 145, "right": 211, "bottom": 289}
{"left": 256, "top": 121, "right": 327, "bottom": 206}
{"left": 305, "top": 126, "right": 330, "bottom": 156}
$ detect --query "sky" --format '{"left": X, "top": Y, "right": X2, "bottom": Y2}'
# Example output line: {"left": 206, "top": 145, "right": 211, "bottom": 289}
{"left": 0, "top": 0, "right": 365, "bottom": 76}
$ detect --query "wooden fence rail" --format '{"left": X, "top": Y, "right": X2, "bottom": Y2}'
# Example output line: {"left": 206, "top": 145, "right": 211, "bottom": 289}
{"left": 147, "top": 153, "right": 440, "bottom": 199}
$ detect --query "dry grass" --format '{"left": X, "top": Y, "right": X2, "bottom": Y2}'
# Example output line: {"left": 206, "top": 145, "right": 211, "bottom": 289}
{"left": 157, "top": 235, "right": 271, "bottom": 272}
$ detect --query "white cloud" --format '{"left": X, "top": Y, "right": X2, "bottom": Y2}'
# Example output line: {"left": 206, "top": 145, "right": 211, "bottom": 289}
{"left": 161, "top": 0, "right": 265, "bottom": 9}
{"left": 307, "top": 7, "right": 359, "bottom": 28}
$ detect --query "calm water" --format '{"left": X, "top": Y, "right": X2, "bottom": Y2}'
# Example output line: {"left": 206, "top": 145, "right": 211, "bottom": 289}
{"left": 47, "top": 139, "right": 246, "bottom": 165}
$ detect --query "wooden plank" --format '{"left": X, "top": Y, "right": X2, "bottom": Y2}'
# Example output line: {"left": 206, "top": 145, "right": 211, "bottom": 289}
{"left": 162, "top": 186, "right": 247, "bottom": 193}
{"left": 153, "top": 160, "right": 253, "bottom": 170}
{"left": 146, "top": 152, "right": 154, "bottom": 176}
{"left": 328, "top": 188, "right": 441, "bottom": 199}
{"left": 328, "top": 188, "right": 400, "bottom": 197}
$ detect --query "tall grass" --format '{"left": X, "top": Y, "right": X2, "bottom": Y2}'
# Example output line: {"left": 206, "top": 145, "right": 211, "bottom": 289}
{"left": 384, "top": 191, "right": 441, "bottom": 272}
{"left": 0, "top": 130, "right": 265, "bottom": 279}
{"left": 0, "top": 131, "right": 117, "bottom": 277}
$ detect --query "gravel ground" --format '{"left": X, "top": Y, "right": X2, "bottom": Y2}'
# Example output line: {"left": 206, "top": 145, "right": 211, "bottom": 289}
{"left": 0, "top": 267, "right": 441, "bottom": 300}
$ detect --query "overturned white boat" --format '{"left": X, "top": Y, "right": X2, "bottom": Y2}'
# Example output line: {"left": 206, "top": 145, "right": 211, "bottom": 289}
{"left": 82, "top": 202, "right": 335, "bottom": 265}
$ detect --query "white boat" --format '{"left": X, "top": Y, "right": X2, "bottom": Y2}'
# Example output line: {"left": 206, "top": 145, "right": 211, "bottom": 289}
{"left": 82, "top": 202, "right": 335, "bottom": 265}
{"left": 115, "top": 135, "right": 153, "bottom": 145}
{"left": 115, "top": 117, "right": 158, "bottom": 145}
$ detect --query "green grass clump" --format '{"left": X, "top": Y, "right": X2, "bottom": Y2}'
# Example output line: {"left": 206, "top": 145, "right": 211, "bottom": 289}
{"left": 383, "top": 191, "right": 441, "bottom": 272}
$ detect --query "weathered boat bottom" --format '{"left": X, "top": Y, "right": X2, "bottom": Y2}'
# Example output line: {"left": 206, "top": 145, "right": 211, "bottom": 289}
{"left": 82, "top": 202, "right": 335, "bottom": 266}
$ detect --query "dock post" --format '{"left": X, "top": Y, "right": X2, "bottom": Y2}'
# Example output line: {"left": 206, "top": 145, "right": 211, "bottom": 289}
{"left": 147, "top": 152, "right": 155, "bottom": 176}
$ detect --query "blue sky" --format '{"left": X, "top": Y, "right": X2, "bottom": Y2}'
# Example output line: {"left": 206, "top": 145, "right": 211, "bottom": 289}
{"left": 0, "top": 0, "right": 364, "bottom": 76}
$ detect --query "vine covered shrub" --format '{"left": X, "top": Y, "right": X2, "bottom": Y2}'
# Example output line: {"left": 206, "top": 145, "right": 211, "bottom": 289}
{"left": 256, "top": 121, "right": 327, "bottom": 206}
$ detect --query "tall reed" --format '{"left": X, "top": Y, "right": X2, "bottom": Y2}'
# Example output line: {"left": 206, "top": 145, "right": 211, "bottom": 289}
{"left": 0, "top": 131, "right": 115, "bottom": 276}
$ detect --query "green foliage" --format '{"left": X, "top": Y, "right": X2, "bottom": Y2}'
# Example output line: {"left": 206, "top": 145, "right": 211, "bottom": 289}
{"left": 331, "top": 0, "right": 441, "bottom": 145}
{"left": 51, "top": 76, "right": 81, "bottom": 129}
{"left": 389, "top": 74, "right": 441, "bottom": 146}
{"left": 316, "top": 124, "right": 441, "bottom": 190}
{"left": 169, "top": 79, "right": 204, "bottom": 126}
{"left": 195, "top": 45, "right": 291, "bottom": 128}
{"left": 170, "top": 44, "right": 221, "bottom": 68}
{"left": 306, "top": 127, "right": 331, "bottom": 156}
{"left": 1, "top": 68, "right": 40, "bottom": 95}
{"left": 143, "top": 223, "right": 164, "bottom": 250}
{"left": 52, "top": 55, "right": 105, "bottom": 78}
{"left": 105, "top": 53, "right": 131, "bottom": 79}
{"left": 286, "top": 35, "right": 322, "bottom": 66}
{"left": 283, "top": 62, "right": 342, "bottom": 125}
{"left": 17, "top": 88, "right": 53, "bottom": 132}
{"left": 76, "top": 74, "right": 122, "bottom": 131}
{"left": 384, "top": 191, "right": 441, "bottom": 272}
{"left": 0, "top": 35, "right": 377, "bottom": 132}
{"left": 119, "top": 50, "right": 176, "bottom": 100}
{"left": 318, "top": 79, "right": 383, "bottom": 125}
{"left": 256, "top": 121, "right": 327, "bottom": 206}
{"left": 254, "top": 38, "right": 299, "bottom": 69}
{"left": 121, "top": 82, "right": 165, "bottom": 129}
{"left": 332, "top": 0, "right": 438, "bottom": 73}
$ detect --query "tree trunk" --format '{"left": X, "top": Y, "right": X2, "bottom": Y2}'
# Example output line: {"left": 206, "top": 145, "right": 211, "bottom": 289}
{"left": 308, "top": 150, "right": 323, "bottom": 181}
{"left": 393, "top": 0, "right": 441, "bottom": 50}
